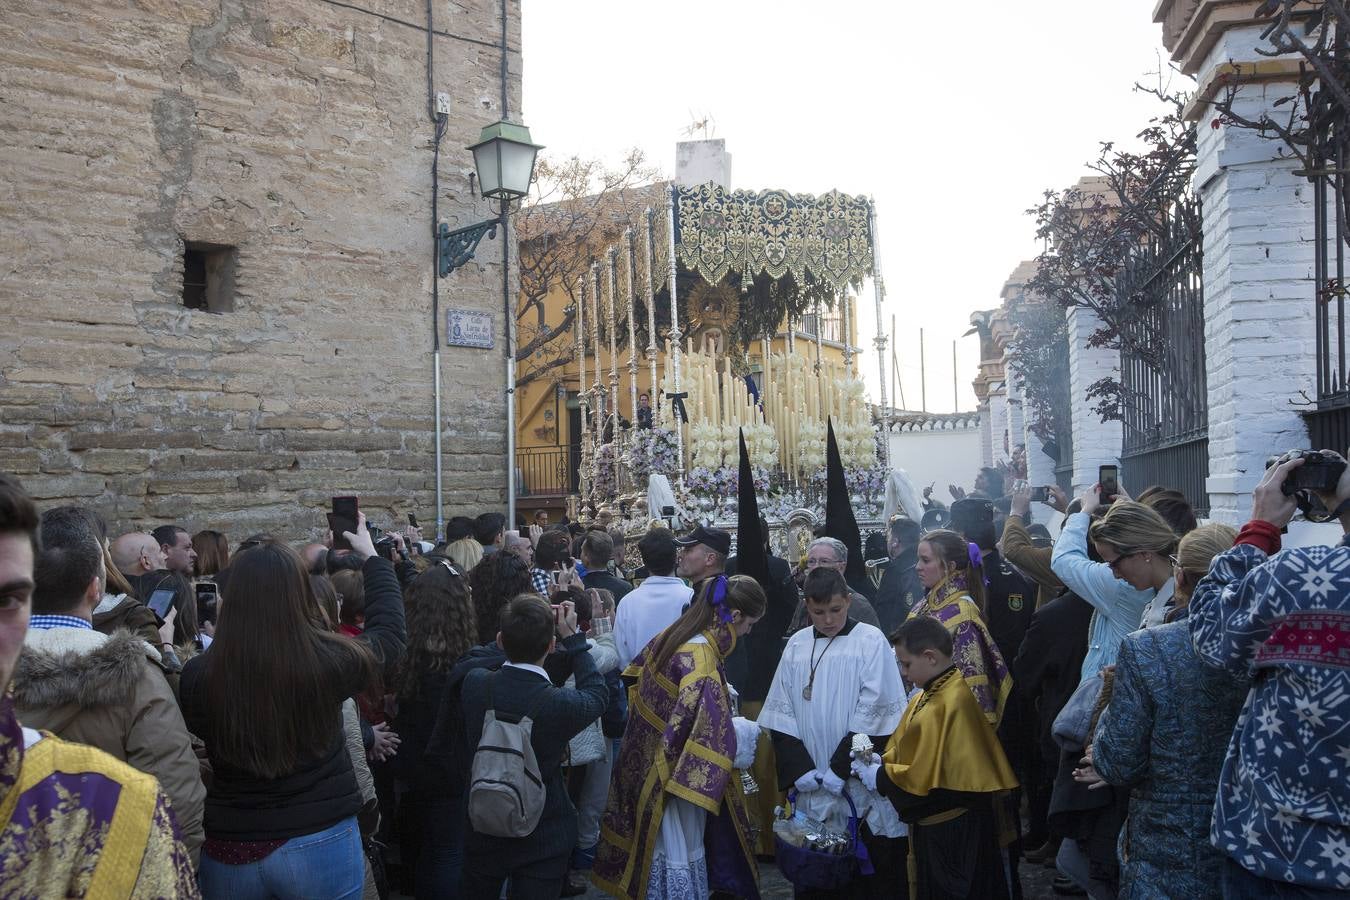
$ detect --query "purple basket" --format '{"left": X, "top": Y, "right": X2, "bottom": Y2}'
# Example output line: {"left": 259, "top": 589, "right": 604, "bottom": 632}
{"left": 773, "top": 788, "right": 873, "bottom": 891}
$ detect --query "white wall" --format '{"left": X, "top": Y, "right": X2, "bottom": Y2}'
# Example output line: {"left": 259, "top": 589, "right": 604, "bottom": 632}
{"left": 888, "top": 426, "right": 984, "bottom": 497}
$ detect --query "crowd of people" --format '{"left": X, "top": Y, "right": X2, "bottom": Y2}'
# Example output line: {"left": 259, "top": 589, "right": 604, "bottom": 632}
{"left": 0, "top": 447, "right": 1347, "bottom": 899}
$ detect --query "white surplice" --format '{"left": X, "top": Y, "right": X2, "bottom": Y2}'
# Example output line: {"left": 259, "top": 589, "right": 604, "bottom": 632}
{"left": 758, "top": 620, "right": 908, "bottom": 837}
{"left": 646, "top": 633, "right": 713, "bottom": 900}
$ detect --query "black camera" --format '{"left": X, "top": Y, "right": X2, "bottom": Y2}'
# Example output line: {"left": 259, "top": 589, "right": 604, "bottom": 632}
{"left": 1266, "top": 450, "right": 1348, "bottom": 496}
{"left": 1265, "top": 450, "right": 1348, "bottom": 523}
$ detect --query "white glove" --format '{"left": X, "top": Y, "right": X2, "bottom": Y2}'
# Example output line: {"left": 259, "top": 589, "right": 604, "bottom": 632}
{"left": 819, "top": 769, "right": 845, "bottom": 796}
{"left": 850, "top": 759, "right": 880, "bottom": 792}
{"left": 731, "top": 717, "right": 760, "bottom": 770}
{"left": 794, "top": 771, "right": 822, "bottom": 794}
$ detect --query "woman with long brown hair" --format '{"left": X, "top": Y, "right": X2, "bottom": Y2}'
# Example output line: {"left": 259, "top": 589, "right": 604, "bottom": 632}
{"left": 468, "top": 550, "right": 532, "bottom": 645}
{"left": 193, "top": 529, "right": 230, "bottom": 578}
{"left": 180, "top": 513, "right": 405, "bottom": 900}
{"left": 391, "top": 560, "right": 478, "bottom": 898}
{"left": 906, "top": 529, "right": 1011, "bottom": 726}
{"left": 593, "top": 575, "right": 766, "bottom": 900}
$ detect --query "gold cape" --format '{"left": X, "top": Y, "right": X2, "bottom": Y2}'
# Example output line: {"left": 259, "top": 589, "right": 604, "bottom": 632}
{"left": 882, "top": 666, "right": 1019, "bottom": 797}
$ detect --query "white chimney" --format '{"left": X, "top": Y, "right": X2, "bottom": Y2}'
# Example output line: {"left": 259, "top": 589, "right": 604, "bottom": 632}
{"left": 675, "top": 139, "right": 732, "bottom": 189}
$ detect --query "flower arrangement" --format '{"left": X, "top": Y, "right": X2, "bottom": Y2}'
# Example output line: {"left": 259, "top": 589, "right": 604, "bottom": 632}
{"left": 625, "top": 426, "right": 681, "bottom": 481}
{"left": 593, "top": 442, "right": 617, "bottom": 500}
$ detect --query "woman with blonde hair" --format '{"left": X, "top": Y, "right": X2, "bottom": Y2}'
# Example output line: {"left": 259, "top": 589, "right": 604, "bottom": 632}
{"left": 1089, "top": 501, "right": 1180, "bottom": 626}
{"left": 1076, "top": 523, "right": 1248, "bottom": 899}
{"left": 1168, "top": 523, "right": 1238, "bottom": 617}
{"left": 444, "top": 537, "right": 483, "bottom": 573}
{"left": 905, "top": 528, "right": 1011, "bottom": 726}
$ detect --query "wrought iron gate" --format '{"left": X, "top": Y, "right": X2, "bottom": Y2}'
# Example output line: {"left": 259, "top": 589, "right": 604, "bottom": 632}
{"left": 1300, "top": 23, "right": 1350, "bottom": 450}
{"left": 1117, "top": 196, "right": 1210, "bottom": 514}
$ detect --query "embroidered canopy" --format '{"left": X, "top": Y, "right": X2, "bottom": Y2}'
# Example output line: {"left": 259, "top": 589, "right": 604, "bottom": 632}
{"left": 672, "top": 183, "right": 875, "bottom": 295}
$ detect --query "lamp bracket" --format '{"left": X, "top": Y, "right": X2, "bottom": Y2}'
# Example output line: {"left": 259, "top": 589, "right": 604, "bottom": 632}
{"left": 437, "top": 218, "right": 501, "bottom": 277}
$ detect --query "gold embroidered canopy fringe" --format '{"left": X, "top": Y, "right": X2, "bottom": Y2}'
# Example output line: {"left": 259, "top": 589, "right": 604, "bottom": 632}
{"left": 672, "top": 183, "right": 875, "bottom": 294}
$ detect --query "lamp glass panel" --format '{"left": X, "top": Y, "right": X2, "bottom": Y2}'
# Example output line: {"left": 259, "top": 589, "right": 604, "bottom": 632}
{"left": 472, "top": 141, "right": 503, "bottom": 196}
{"left": 498, "top": 141, "right": 537, "bottom": 197}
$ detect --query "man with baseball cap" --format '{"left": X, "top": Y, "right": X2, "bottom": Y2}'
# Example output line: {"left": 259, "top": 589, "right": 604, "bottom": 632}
{"left": 673, "top": 525, "right": 730, "bottom": 600}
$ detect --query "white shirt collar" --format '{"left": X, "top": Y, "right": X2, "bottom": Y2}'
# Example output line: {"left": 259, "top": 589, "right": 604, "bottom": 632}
{"left": 502, "top": 661, "right": 550, "bottom": 681}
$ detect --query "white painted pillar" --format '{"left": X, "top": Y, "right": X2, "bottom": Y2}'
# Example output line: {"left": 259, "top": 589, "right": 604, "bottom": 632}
{"left": 1067, "top": 305, "right": 1123, "bottom": 495}
{"left": 1193, "top": 27, "right": 1316, "bottom": 525}
{"left": 987, "top": 382, "right": 1010, "bottom": 468}
{"left": 978, "top": 400, "right": 993, "bottom": 467}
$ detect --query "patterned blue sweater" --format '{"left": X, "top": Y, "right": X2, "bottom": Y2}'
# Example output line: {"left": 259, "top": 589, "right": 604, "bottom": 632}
{"left": 1189, "top": 537, "right": 1350, "bottom": 891}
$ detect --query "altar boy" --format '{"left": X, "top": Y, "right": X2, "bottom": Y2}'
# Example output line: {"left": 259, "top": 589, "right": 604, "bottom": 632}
{"left": 758, "top": 568, "right": 908, "bottom": 898}
{"left": 852, "top": 616, "right": 1019, "bottom": 900}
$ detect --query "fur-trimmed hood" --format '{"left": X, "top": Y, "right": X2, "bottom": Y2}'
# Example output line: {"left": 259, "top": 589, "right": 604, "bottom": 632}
{"left": 12, "top": 628, "right": 161, "bottom": 712}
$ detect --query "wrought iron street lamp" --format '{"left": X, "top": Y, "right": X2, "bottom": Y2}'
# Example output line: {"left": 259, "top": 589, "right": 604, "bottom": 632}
{"left": 435, "top": 119, "right": 542, "bottom": 536}
{"left": 437, "top": 121, "right": 542, "bottom": 276}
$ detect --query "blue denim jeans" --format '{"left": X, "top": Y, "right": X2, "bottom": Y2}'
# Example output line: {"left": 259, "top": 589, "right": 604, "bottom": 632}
{"left": 198, "top": 816, "right": 364, "bottom": 900}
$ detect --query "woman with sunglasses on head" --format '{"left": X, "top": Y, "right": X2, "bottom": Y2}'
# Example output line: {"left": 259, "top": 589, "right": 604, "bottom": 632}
{"left": 1073, "top": 524, "right": 1247, "bottom": 900}
{"left": 180, "top": 513, "right": 406, "bottom": 900}
{"left": 1089, "top": 502, "right": 1180, "bottom": 609}
{"left": 906, "top": 529, "right": 1011, "bottom": 726}
{"left": 1050, "top": 485, "right": 1155, "bottom": 685}
{"left": 390, "top": 559, "right": 478, "bottom": 899}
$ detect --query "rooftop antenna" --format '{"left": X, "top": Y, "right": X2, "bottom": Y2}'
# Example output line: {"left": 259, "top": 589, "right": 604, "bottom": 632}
{"left": 681, "top": 112, "right": 717, "bottom": 140}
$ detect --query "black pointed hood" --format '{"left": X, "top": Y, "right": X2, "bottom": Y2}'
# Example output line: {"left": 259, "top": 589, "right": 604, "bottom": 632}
{"left": 825, "top": 417, "right": 874, "bottom": 599}
{"left": 736, "top": 428, "right": 769, "bottom": 587}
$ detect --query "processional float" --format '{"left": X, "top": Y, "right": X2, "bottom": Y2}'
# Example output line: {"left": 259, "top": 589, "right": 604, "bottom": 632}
{"left": 572, "top": 182, "right": 899, "bottom": 554}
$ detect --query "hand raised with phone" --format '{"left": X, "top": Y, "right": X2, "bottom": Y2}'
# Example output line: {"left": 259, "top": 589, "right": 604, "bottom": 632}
{"left": 344, "top": 512, "right": 377, "bottom": 561}
{"left": 554, "top": 599, "right": 579, "bottom": 638}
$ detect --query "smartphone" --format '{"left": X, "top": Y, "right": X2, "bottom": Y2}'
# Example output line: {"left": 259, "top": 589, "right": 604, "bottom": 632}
{"left": 195, "top": 582, "right": 218, "bottom": 623}
{"left": 551, "top": 603, "right": 561, "bottom": 624}
{"left": 331, "top": 496, "right": 359, "bottom": 551}
{"left": 407, "top": 512, "right": 419, "bottom": 529}
{"left": 146, "top": 588, "right": 176, "bottom": 619}
{"left": 1030, "top": 486, "right": 1051, "bottom": 503}
{"left": 1099, "top": 465, "right": 1119, "bottom": 499}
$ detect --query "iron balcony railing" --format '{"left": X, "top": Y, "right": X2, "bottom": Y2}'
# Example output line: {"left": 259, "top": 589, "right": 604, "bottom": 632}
{"left": 515, "top": 446, "right": 575, "bottom": 498}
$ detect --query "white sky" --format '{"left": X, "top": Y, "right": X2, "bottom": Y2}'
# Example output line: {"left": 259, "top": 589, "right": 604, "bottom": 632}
{"left": 521, "top": 0, "right": 1178, "bottom": 413}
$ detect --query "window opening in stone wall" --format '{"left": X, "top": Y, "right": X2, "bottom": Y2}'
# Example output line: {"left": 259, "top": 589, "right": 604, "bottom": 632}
{"left": 182, "top": 242, "right": 237, "bottom": 313}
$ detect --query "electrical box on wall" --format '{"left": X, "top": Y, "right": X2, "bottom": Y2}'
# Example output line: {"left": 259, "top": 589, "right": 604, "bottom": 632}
{"left": 436, "top": 93, "right": 451, "bottom": 115}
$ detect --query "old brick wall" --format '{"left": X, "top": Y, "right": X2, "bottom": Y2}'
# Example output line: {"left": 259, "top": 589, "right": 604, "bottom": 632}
{"left": 0, "top": 0, "right": 521, "bottom": 538}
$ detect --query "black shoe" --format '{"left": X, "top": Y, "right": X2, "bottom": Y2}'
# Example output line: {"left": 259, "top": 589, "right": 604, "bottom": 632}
{"left": 1052, "top": 874, "right": 1087, "bottom": 896}
{"left": 560, "top": 871, "right": 588, "bottom": 897}
{"left": 1024, "top": 839, "right": 1060, "bottom": 864}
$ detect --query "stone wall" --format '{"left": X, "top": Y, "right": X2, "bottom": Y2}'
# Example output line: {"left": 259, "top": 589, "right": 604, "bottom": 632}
{"left": 0, "top": 0, "right": 521, "bottom": 538}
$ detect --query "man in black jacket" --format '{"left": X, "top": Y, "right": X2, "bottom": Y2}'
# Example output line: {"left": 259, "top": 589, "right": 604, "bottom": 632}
{"left": 875, "top": 515, "right": 923, "bottom": 636}
{"left": 1012, "top": 589, "right": 1092, "bottom": 860}
{"left": 578, "top": 531, "right": 632, "bottom": 603}
{"left": 459, "top": 595, "right": 608, "bottom": 899}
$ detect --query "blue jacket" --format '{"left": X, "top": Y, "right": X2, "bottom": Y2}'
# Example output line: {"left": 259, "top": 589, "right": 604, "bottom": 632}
{"left": 1094, "top": 619, "right": 1248, "bottom": 900}
{"left": 1189, "top": 537, "right": 1350, "bottom": 890}
{"left": 1050, "top": 512, "right": 1152, "bottom": 679}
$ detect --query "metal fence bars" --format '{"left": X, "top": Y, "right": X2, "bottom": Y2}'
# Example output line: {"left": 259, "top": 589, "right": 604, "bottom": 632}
{"left": 1116, "top": 195, "right": 1210, "bottom": 515}
{"left": 1301, "top": 27, "right": 1350, "bottom": 449}
{"left": 515, "top": 446, "right": 575, "bottom": 498}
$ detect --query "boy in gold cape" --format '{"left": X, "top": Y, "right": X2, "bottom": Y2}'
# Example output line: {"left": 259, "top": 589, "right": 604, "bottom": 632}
{"left": 852, "top": 616, "right": 1019, "bottom": 900}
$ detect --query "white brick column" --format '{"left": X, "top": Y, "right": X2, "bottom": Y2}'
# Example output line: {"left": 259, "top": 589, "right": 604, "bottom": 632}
{"left": 1067, "top": 305, "right": 1122, "bottom": 494}
{"left": 979, "top": 400, "right": 993, "bottom": 466}
{"left": 988, "top": 383, "right": 1009, "bottom": 468}
{"left": 1194, "top": 27, "right": 1316, "bottom": 525}
{"left": 1005, "top": 371, "right": 1026, "bottom": 460}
